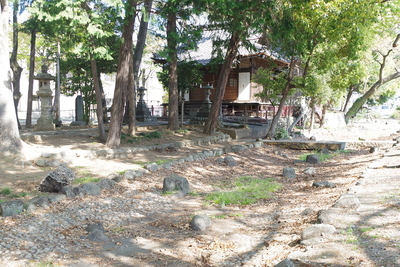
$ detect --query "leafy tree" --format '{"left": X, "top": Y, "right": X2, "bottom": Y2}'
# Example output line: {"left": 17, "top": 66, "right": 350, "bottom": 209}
{"left": 203, "top": 0, "right": 276, "bottom": 135}
{"left": 345, "top": 33, "right": 400, "bottom": 122}
{"left": 0, "top": 0, "right": 23, "bottom": 154}
{"left": 156, "top": 0, "right": 204, "bottom": 131}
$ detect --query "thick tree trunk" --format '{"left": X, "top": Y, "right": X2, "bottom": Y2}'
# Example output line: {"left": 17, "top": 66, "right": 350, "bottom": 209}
{"left": 90, "top": 56, "right": 107, "bottom": 143}
{"left": 26, "top": 28, "right": 36, "bottom": 128}
{"left": 127, "top": 0, "right": 153, "bottom": 135}
{"left": 0, "top": 0, "right": 23, "bottom": 154}
{"left": 203, "top": 32, "right": 240, "bottom": 135}
{"left": 10, "top": 0, "right": 22, "bottom": 129}
{"left": 106, "top": 0, "right": 136, "bottom": 148}
{"left": 167, "top": 12, "right": 179, "bottom": 131}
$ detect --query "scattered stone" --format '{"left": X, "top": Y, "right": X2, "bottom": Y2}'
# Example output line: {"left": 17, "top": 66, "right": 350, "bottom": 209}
{"left": 300, "top": 208, "right": 314, "bottom": 216}
{"left": 87, "top": 229, "right": 109, "bottom": 242}
{"left": 81, "top": 183, "right": 101, "bottom": 196}
{"left": 320, "top": 148, "right": 329, "bottom": 155}
{"left": 301, "top": 224, "right": 336, "bottom": 245}
{"left": 60, "top": 185, "right": 76, "bottom": 198}
{"left": 41, "top": 152, "right": 53, "bottom": 158}
{"left": 86, "top": 223, "right": 105, "bottom": 233}
{"left": 39, "top": 166, "right": 76, "bottom": 192}
{"left": 107, "top": 173, "right": 123, "bottom": 182}
{"left": 0, "top": 200, "right": 24, "bottom": 217}
{"left": 48, "top": 194, "right": 66, "bottom": 203}
{"left": 162, "top": 175, "right": 190, "bottom": 197}
{"left": 333, "top": 194, "right": 360, "bottom": 210}
{"left": 27, "top": 196, "right": 50, "bottom": 210}
{"left": 123, "top": 169, "right": 144, "bottom": 180}
{"left": 35, "top": 158, "right": 48, "bottom": 167}
{"left": 275, "top": 259, "right": 295, "bottom": 267}
{"left": 190, "top": 215, "right": 211, "bottom": 231}
{"left": 145, "top": 163, "right": 159, "bottom": 172}
{"left": 215, "top": 158, "right": 225, "bottom": 163}
{"left": 303, "top": 167, "right": 316, "bottom": 175}
{"left": 306, "top": 154, "right": 320, "bottom": 164}
{"left": 231, "top": 145, "right": 245, "bottom": 153}
{"left": 317, "top": 209, "right": 336, "bottom": 225}
{"left": 369, "top": 147, "right": 379, "bottom": 153}
{"left": 309, "top": 136, "right": 316, "bottom": 141}
{"left": 97, "top": 179, "right": 116, "bottom": 190}
{"left": 224, "top": 155, "right": 237, "bottom": 166}
{"left": 283, "top": 167, "right": 296, "bottom": 178}
{"left": 312, "top": 181, "right": 337, "bottom": 188}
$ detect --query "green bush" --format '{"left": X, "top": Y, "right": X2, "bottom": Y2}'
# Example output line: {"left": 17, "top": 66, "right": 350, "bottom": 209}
{"left": 275, "top": 128, "right": 290, "bottom": 140}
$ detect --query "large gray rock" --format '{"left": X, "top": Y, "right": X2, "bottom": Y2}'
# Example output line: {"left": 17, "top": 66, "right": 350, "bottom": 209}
{"left": 0, "top": 200, "right": 24, "bottom": 216}
{"left": 86, "top": 222, "right": 109, "bottom": 242}
{"left": 97, "top": 178, "right": 116, "bottom": 190}
{"left": 81, "top": 183, "right": 101, "bottom": 196}
{"left": 39, "top": 166, "right": 76, "bottom": 192}
{"left": 26, "top": 196, "right": 50, "bottom": 212}
{"left": 162, "top": 175, "right": 190, "bottom": 197}
{"left": 190, "top": 215, "right": 211, "bottom": 231}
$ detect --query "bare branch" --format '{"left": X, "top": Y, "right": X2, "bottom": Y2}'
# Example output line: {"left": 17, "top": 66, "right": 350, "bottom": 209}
{"left": 393, "top": 33, "right": 400, "bottom": 47}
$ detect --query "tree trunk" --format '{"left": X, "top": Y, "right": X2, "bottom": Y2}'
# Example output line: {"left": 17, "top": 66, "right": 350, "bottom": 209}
{"left": 345, "top": 71, "right": 400, "bottom": 123}
{"left": 128, "top": 0, "right": 153, "bottom": 135}
{"left": 341, "top": 84, "right": 356, "bottom": 112}
{"left": 203, "top": 32, "right": 240, "bottom": 135}
{"left": 167, "top": 12, "right": 179, "bottom": 131}
{"left": 266, "top": 57, "right": 296, "bottom": 138}
{"left": 26, "top": 28, "right": 36, "bottom": 128}
{"left": 90, "top": 56, "right": 107, "bottom": 143}
{"left": 309, "top": 98, "right": 316, "bottom": 130}
{"left": 106, "top": 0, "right": 136, "bottom": 149}
{"left": 0, "top": 0, "right": 23, "bottom": 154}
{"left": 345, "top": 39, "right": 400, "bottom": 123}
{"left": 10, "top": 0, "right": 22, "bottom": 129}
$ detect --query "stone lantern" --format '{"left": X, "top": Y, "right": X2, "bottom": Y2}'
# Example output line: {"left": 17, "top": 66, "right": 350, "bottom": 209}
{"left": 136, "top": 87, "right": 157, "bottom": 122}
{"left": 190, "top": 84, "right": 214, "bottom": 125}
{"left": 34, "top": 65, "right": 55, "bottom": 131}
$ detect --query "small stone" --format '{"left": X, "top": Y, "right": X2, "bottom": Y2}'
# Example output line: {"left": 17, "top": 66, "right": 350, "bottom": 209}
{"left": 282, "top": 167, "right": 296, "bottom": 178}
{"left": 190, "top": 215, "right": 211, "bottom": 231}
{"left": 303, "top": 167, "right": 316, "bottom": 175}
{"left": 306, "top": 154, "right": 320, "bottom": 164}
{"left": 312, "top": 181, "right": 336, "bottom": 188}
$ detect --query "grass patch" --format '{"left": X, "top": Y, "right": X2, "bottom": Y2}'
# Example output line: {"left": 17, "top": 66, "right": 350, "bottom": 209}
{"left": 122, "top": 131, "right": 162, "bottom": 144}
{"left": 0, "top": 188, "right": 27, "bottom": 199}
{"left": 73, "top": 176, "right": 101, "bottom": 185}
{"left": 0, "top": 188, "right": 12, "bottom": 195}
{"left": 205, "top": 176, "right": 282, "bottom": 206}
{"left": 298, "top": 149, "right": 350, "bottom": 162}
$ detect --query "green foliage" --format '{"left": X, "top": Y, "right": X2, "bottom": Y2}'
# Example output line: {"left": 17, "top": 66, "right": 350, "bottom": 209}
{"left": 0, "top": 188, "right": 27, "bottom": 198}
{"left": 205, "top": 176, "right": 282, "bottom": 206}
{"left": 72, "top": 177, "right": 101, "bottom": 185}
{"left": 121, "top": 131, "right": 162, "bottom": 144}
{"left": 0, "top": 188, "right": 11, "bottom": 195}
{"left": 274, "top": 128, "right": 290, "bottom": 140}
{"left": 157, "top": 60, "right": 204, "bottom": 94}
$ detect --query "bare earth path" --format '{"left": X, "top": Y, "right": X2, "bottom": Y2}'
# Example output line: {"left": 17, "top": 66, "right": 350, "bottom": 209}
{"left": 0, "top": 119, "right": 399, "bottom": 267}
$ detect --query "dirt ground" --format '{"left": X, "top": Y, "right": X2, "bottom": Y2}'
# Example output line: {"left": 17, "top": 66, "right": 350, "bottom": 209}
{"left": 1, "top": 119, "right": 400, "bottom": 266}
